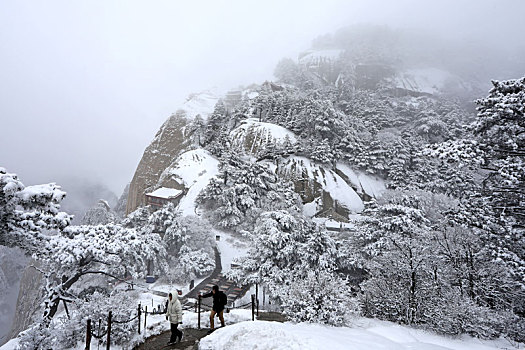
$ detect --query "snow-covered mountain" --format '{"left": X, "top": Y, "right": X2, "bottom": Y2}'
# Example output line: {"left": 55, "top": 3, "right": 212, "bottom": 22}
{"left": 4, "top": 25, "right": 523, "bottom": 350}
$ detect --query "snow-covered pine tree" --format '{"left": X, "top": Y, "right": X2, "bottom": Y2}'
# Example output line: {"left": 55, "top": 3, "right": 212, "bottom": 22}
{"left": 204, "top": 100, "right": 231, "bottom": 156}
{"left": 230, "top": 210, "right": 355, "bottom": 324}
{"left": 38, "top": 223, "right": 167, "bottom": 322}
{"left": 128, "top": 202, "right": 215, "bottom": 282}
{"left": 0, "top": 168, "right": 71, "bottom": 251}
{"left": 197, "top": 152, "right": 300, "bottom": 232}
{"left": 354, "top": 189, "right": 524, "bottom": 339}
{"left": 355, "top": 191, "right": 435, "bottom": 325}
{"left": 474, "top": 77, "right": 525, "bottom": 222}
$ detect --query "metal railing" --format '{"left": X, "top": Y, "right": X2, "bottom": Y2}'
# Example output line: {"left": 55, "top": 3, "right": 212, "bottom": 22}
{"left": 84, "top": 292, "right": 262, "bottom": 349}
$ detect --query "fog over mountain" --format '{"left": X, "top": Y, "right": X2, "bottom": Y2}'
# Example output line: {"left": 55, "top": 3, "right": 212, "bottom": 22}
{"left": 1, "top": 0, "right": 524, "bottom": 197}
{"left": 2, "top": 1, "right": 525, "bottom": 349}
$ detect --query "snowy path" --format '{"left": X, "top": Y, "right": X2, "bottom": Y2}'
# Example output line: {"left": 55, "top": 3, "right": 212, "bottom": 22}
{"left": 133, "top": 328, "right": 208, "bottom": 350}
{"left": 136, "top": 234, "right": 253, "bottom": 349}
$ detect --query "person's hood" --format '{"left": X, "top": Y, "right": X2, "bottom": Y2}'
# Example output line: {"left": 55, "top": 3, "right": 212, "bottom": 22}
{"left": 169, "top": 292, "right": 182, "bottom": 302}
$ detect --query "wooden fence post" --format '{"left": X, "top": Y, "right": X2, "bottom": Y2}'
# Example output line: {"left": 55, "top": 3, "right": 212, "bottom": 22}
{"left": 251, "top": 294, "right": 255, "bottom": 321}
{"left": 85, "top": 319, "right": 91, "bottom": 350}
{"left": 255, "top": 284, "right": 259, "bottom": 316}
{"left": 144, "top": 306, "right": 147, "bottom": 331}
{"left": 98, "top": 318, "right": 101, "bottom": 348}
{"left": 138, "top": 303, "right": 142, "bottom": 334}
{"left": 263, "top": 285, "right": 266, "bottom": 308}
{"left": 198, "top": 295, "right": 201, "bottom": 329}
{"left": 106, "top": 311, "right": 112, "bottom": 350}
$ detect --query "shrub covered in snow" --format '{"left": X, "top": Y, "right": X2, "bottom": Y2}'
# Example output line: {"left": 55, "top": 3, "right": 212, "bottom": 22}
{"left": 353, "top": 190, "right": 524, "bottom": 340}
{"left": 231, "top": 210, "right": 357, "bottom": 325}
{"left": 18, "top": 291, "right": 138, "bottom": 349}
{"left": 278, "top": 271, "right": 358, "bottom": 326}
{"left": 134, "top": 204, "right": 216, "bottom": 283}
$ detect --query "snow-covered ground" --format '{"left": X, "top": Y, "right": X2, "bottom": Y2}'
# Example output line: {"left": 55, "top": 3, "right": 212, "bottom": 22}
{"left": 176, "top": 89, "right": 222, "bottom": 121}
{"left": 159, "top": 149, "right": 219, "bottom": 216}
{"left": 336, "top": 163, "right": 386, "bottom": 199}
{"left": 126, "top": 308, "right": 252, "bottom": 350}
{"left": 230, "top": 117, "right": 297, "bottom": 154}
{"left": 0, "top": 303, "right": 252, "bottom": 350}
{"left": 199, "top": 318, "right": 519, "bottom": 350}
{"left": 142, "top": 276, "right": 207, "bottom": 297}
{"left": 281, "top": 156, "right": 365, "bottom": 213}
{"left": 387, "top": 68, "right": 468, "bottom": 95}
{"left": 299, "top": 49, "right": 343, "bottom": 68}
{"left": 214, "top": 230, "right": 249, "bottom": 273}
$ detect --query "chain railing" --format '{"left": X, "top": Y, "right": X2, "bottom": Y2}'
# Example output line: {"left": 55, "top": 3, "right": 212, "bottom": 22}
{"left": 84, "top": 289, "right": 261, "bottom": 349}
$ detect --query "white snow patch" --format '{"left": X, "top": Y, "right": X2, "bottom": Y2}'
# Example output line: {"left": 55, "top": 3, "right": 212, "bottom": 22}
{"left": 245, "top": 91, "right": 259, "bottom": 99}
{"left": 302, "top": 201, "right": 319, "bottom": 217}
{"left": 337, "top": 163, "right": 386, "bottom": 199}
{"left": 198, "top": 319, "right": 519, "bottom": 350}
{"left": 299, "top": 49, "right": 343, "bottom": 67}
{"left": 282, "top": 157, "right": 364, "bottom": 213}
{"left": 214, "top": 231, "right": 249, "bottom": 273}
{"left": 230, "top": 118, "right": 297, "bottom": 154}
{"left": 388, "top": 68, "right": 462, "bottom": 95}
{"left": 146, "top": 187, "right": 182, "bottom": 199}
{"left": 0, "top": 339, "right": 18, "bottom": 350}
{"left": 176, "top": 89, "right": 221, "bottom": 121}
{"left": 160, "top": 149, "right": 219, "bottom": 216}
{"left": 313, "top": 218, "right": 355, "bottom": 230}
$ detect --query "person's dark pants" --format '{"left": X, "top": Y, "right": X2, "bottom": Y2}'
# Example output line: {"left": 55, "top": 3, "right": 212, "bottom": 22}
{"left": 170, "top": 322, "right": 182, "bottom": 343}
{"left": 209, "top": 309, "right": 225, "bottom": 329}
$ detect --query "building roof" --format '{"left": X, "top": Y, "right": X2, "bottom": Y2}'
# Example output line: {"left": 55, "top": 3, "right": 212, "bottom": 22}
{"left": 145, "top": 187, "right": 183, "bottom": 199}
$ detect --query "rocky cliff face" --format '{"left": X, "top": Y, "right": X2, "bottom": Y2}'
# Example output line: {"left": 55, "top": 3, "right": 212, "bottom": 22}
{"left": 126, "top": 113, "right": 191, "bottom": 214}
{"left": 126, "top": 91, "right": 220, "bottom": 215}
{"left": 6, "top": 260, "right": 43, "bottom": 343}
{"left": 127, "top": 100, "right": 386, "bottom": 223}
{"left": 0, "top": 247, "right": 28, "bottom": 345}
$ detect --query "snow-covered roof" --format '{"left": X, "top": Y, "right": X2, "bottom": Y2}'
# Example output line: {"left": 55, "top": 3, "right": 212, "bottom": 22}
{"left": 146, "top": 187, "right": 182, "bottom": 199}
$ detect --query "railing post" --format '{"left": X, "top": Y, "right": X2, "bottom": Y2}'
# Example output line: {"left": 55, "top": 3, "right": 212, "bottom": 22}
{"left": 144, "top": 306, "right": 147, "bottom": 331}
{"left": 198, "top": 295, "right": 201, "bottom": 329}
{"left": 251, "top": 294, "right": 255, "bottom": 321}
{"left": 256, "top": 283, "right": 259, "bottom": 317}
{"left": 85, "top": 319, "right": 91, "bottom": 350}
{"left": 138, "top": 303, "right": 142, "bottom": 334}
{"left": 106, "top": 311, "right": 112, "bottom": 350}
{"left": 263, "top": 285, "right": 266, "bottom": 308}
{"left": 98, "top": 318, "right": 101, "bottom": 349}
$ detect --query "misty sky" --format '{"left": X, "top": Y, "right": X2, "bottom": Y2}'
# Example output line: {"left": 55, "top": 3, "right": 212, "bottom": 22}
{"left": 1, "top": 0, "right": 524, "bottom": 196}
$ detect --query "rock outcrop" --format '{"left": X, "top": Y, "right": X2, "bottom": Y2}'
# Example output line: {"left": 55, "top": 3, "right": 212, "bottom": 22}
{"left": 126, "top": 114, "right": 191, "bottom": 214}
{"left": 81, "top": 199, "right": 117, "bottom": 225}
{"left": 6, "top": 261, "right": 43, "bottom": 343}
{"left": 126, "top": 91, "right": 221, "bottom": 215}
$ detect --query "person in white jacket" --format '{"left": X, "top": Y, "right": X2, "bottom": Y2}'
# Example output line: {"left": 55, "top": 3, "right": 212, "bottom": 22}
{"left": 166, "top": 291, "right": 183, "bottom": 344}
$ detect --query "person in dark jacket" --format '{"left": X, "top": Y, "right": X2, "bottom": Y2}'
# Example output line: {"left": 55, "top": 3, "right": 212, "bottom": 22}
{"left": 201, "top": 285, "right": 227, "bottom": 331}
